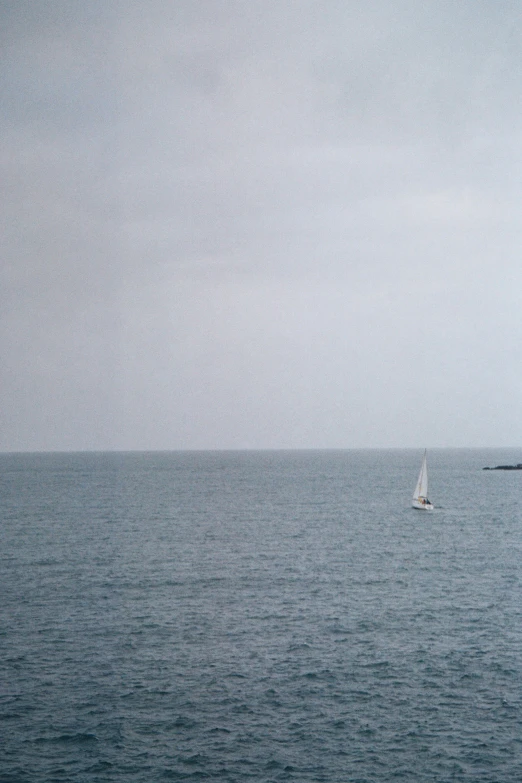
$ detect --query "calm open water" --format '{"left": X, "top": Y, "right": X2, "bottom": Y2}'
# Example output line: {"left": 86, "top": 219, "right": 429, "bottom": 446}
{"left": 1, "top": 449, "right": 522, "bottom": 782}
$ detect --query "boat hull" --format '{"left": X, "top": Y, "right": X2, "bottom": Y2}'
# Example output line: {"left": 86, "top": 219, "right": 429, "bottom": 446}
{"left": 412, "top": 499, "right": 433, "bottom": 510}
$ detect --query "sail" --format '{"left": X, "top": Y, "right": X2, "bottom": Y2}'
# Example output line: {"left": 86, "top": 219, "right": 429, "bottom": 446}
{"left": 413, "top": 451, "right": 429, "bottom": 500}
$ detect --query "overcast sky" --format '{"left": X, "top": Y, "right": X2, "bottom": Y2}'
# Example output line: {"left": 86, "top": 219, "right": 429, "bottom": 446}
{"left": 1, "top": 0, "right": 521, "bottom": 451}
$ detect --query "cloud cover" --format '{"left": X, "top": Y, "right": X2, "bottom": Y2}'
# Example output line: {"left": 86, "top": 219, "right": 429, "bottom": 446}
{"left": 1, "top": 0, "right": 521, "bottom": 450}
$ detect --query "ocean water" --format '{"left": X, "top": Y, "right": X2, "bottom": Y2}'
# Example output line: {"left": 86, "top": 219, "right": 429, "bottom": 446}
{"left": 1, "top": 448, "right": 522, "bottom": 782}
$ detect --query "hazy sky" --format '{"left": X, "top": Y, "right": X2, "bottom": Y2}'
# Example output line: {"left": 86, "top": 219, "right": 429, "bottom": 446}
{"left": 2, "top": 0, "right": 522, "bottom": 451}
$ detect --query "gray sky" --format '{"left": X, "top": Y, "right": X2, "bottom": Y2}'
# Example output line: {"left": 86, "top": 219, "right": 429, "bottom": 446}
{"left": 1, "top": 0, "right": 522, "bottom": 451}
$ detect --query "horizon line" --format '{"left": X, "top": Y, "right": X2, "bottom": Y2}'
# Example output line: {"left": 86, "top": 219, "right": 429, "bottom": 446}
{"left": 1, "top": 446, "right": 520, "bottom": 456}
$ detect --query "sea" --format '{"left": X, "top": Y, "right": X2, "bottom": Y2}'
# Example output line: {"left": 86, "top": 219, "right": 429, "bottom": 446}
{"left": 1, "top": 448, "right": 521, "bottom": 783}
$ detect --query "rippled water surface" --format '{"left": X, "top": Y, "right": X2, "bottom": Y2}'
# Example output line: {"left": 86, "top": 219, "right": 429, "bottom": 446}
{"left": 1, "top": 449, "right": 522, "bottom": 782}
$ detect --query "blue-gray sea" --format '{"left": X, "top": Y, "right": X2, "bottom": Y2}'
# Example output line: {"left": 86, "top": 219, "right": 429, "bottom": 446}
{"left": 1, "top": 449, "right": 522, "bottom": 782}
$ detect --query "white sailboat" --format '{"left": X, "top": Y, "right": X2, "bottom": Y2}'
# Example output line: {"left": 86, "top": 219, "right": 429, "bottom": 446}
{"left": 412, "top": 450, "right": 433, "bottom": 510}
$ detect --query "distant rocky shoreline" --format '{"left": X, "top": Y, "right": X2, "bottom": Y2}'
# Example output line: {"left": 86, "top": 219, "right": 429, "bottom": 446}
{"left": 483, "top": 464, "right": 522, "bottom": 470}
